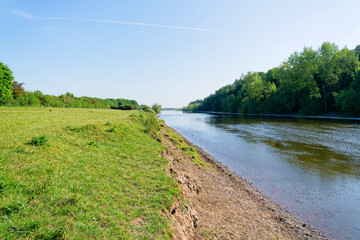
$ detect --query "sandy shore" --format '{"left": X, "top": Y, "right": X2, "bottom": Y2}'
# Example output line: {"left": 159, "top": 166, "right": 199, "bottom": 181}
{"left": 161, "top": 124, "right": 328, "bottom": 240}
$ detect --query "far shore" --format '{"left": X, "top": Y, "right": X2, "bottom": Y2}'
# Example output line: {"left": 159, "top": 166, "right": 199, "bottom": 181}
{"left": 181, "top": 110, "right": 360, "bottom": 121}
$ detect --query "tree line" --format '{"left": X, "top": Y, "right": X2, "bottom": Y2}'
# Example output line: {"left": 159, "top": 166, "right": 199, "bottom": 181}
{"left": 183, "top": 42, "right": 360, "bottom": 116}
{"left": 0, "top": 62, "right": 140, "bottom": 110}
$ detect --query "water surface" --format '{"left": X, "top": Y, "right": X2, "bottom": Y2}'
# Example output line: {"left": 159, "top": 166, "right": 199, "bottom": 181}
{"left": 160, "top": 111, "right": 360, "bottom": 239}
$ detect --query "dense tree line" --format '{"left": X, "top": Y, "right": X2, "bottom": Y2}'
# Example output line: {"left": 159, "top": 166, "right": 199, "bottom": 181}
{"left": 0, "top": 62, "right": 140, "bottom": 109}
{"left": 183, "top": 42, "right": 360, "bottom": 116}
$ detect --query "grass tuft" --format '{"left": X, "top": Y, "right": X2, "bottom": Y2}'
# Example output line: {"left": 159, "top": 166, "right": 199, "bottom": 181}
{"left": 30, "top": 135, "right": 49, "bottom": 146}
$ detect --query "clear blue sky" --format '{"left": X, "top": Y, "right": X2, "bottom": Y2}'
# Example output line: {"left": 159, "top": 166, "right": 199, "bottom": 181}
{"left": 1, "top": 0, "right": 359, "bottom": 107}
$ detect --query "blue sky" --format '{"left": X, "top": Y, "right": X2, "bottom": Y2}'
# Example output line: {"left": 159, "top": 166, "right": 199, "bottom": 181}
{"left": 1, "top": 0, "right": 360, "bottom": 107}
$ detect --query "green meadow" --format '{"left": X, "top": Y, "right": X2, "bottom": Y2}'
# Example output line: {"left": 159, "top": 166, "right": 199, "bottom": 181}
{"left": 0, "top": 107, "right": 179, "bottom": 239}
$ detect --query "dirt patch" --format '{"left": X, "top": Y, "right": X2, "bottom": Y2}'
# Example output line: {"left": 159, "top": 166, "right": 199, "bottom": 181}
{"left": 161, "top": 125, "right": 328, "bottom": 240}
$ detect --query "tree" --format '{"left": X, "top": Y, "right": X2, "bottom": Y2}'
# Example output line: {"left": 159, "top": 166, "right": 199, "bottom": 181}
{"left": 335, "top": 69, "right": 360, "bottom": 115}
{"left": 152, "top": 103, "right": 161, "bottom": 114}
{"left": 336, "top": 47, "right": 360, "bottom": 90}
{"left": 276, "top": 47, "right": 321, "bottom": 114}
{"left": 0, "top": 62, "right": 14, "bottom": 104}
{"left": 354, "top": 45, "right": 360, "bottom": 61}
{"left": 12, "top": 81, "right": 25, "bottom": 99}
{"left": 317, "top": 42, "right": 340, "bottom": 112}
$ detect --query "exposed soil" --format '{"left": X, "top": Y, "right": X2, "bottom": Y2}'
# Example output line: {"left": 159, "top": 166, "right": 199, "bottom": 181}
{"left": 160, "top": 125, "right": 328, "bottom": 240}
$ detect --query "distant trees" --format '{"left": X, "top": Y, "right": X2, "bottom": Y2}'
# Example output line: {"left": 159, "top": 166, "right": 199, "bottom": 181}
{"left": 152, "top": 103, "right": 161, "bottom": 114}
{"left": 0, "top": 61, "right": 141, "bottom": 109}
{"left": 0, "top": 62, "right": 14, "bottom": 104}
{"left": 184, "top": 42, "right": 360, "bottom": 116}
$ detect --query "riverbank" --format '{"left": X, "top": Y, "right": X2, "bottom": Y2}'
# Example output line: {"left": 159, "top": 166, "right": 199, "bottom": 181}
{"left": 0, "top": 108, "right": 180, "bottom": 239}
{"left": 0, "top": 107, "right": 329, "bottom": 239}
{"left": 162, "top": 124, "right": 327, "bottom": 239}
{"left": 189, "top": 111, "right": 360, "bottom": 121}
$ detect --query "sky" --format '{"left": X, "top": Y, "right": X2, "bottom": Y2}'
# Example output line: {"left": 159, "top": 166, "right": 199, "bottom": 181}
{"left": 1, "top": 0, "right": 360, "bottom": 108}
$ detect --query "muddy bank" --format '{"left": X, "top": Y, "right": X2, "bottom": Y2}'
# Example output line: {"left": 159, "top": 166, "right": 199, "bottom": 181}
{"left": 161, "top": 125, "right": 328, "bottom": 240}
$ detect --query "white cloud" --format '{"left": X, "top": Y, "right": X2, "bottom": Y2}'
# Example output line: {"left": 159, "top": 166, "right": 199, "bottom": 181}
{"left": 12, "top": 9, "right": 37, "bottom": 19}
{"left": 11, "top": 9, "right": 215, "bottom": 32}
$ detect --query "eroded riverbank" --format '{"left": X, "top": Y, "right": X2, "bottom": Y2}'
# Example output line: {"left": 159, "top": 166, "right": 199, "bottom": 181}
{"left": 162, "top": 124, "right": 326, "bottom": 239}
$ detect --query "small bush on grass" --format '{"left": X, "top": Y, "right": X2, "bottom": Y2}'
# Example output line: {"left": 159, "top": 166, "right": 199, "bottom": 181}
{"left": 30, "top": 135, "right": 49, "bottom": 146}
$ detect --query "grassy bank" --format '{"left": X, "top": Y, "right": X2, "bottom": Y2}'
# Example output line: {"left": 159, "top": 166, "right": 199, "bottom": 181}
{"left": 0, "top": 107, "right": 180, "bottom": 239}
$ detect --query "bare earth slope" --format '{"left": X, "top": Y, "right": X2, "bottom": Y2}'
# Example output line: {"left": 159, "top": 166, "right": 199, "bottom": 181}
{"left": 161, "top": 125, "right": 327, "bottom": 240}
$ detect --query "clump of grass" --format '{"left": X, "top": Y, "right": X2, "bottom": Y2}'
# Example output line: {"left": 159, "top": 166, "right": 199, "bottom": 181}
{"left": 131, "top": 112, "right": 161, "bottom": 138}
{"left": 107, "top": 127, "right": 116, "bottom": 133}
{"left": 105, "top": 122, "right": 112, "bottom": 126}
{"left": 87, "top": 141, "right": 98, "bottom": 147}
{"left": 67, "top": 124, "right": 98, "bottom": 133}
{"left": 34, "top": 228, "right": 65, "bottom": 240}
{"left": 30, "top": 135, "right": 49, "bottom": 146}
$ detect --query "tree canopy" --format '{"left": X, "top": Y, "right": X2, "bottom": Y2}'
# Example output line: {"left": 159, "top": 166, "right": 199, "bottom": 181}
{"left": 184, "top": 42, "right": 360, "bottom": 116}
{"left": 0, "top": 62, "right": 14, "bottom": 104}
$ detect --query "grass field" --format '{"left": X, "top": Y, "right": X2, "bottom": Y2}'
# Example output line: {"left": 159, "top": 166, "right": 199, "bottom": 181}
{"left": 0, "top": 107, "right": 180, "bottom": 239}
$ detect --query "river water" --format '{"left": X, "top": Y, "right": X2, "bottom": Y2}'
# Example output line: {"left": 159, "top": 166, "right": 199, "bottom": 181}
{"left": 159, "top": 111, "right": 360, "bottom": 240}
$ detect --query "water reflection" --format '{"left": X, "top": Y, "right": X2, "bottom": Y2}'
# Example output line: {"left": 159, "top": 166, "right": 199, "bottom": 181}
{"left": 210, "top": 115, "right": 360, "bottom": 179}
{"left": 160, "top": 111, "right": 360, "bottom": 239}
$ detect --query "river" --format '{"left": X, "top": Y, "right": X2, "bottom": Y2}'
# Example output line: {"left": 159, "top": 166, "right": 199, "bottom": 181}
{"left": 159, "top": 111, "right": 360, "bottom": 240}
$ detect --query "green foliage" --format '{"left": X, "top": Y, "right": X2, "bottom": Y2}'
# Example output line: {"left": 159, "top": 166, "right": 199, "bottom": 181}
{"left": 11, "top": 81, "right": 25, "bottom": 99}
{"left": 335, "top": 70, "right": 360, "bottom": 115}
{"left": 118, "top": 104, "right": 134, "bottom": 110}
{"left": 142, "top": 105, "right": 156, "bottom": 113}
{"left": 182, "top": 101, "right": 202, "bottom": 112}
{"left": 30, "top": 135, "right": 49, "bottom": 146}
{"left": 152, "top": 103, "right": 162, "bottom": 114}
{"left": 0, "top": 63, "right": 140, "bottom": 109}
{"left": 0, "top": 62, "right": 14, "bottom": 104}
{"left": 185, "top": 42, "right": 360, "bottom": 116}
{"left": 132, "top": 112, "right": 162, "bottom": 138}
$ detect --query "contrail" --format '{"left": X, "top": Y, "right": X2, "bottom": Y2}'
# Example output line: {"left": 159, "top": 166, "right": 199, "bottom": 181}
{"left": 12, "top": 9, "right": 215, "bottom": 32}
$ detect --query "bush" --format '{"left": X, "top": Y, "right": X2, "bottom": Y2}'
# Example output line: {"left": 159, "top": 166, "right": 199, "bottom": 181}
{"left": 30, "top": 135, "right": 49, "bottom": 146}
{"left": 142, "top": 105, "right": 156, "bottom": 113}
{"left": 152, "top": 103, "right": 161, "bottom": 114}
{"left": 112, "top": 104, "right": 134, "bottom": 110}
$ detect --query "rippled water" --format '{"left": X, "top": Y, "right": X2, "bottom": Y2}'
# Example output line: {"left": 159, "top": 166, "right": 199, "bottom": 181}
{"left": 160, "top": 111, "right": 360, "bottom": 240}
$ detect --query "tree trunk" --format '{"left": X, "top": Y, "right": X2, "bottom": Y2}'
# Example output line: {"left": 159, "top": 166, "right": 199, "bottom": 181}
{"left": 323, "top": 81, "right": 327, "bottom": 112}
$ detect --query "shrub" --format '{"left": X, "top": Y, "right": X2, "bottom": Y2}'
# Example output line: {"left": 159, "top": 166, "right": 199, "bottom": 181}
{"left": 118, "top": 104, "right": 134, "bottom": 110}
{"left": 30, "top": 135, "right": 49, "bottom": 146}
{"left": 143, "top": 114, "right": 161, "bottom": 137}
{"left": 152, "top": 103, "right": 161, "bottom": 114}
{"left": 142, "top": 105, "right": 156, "bottom": 113}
